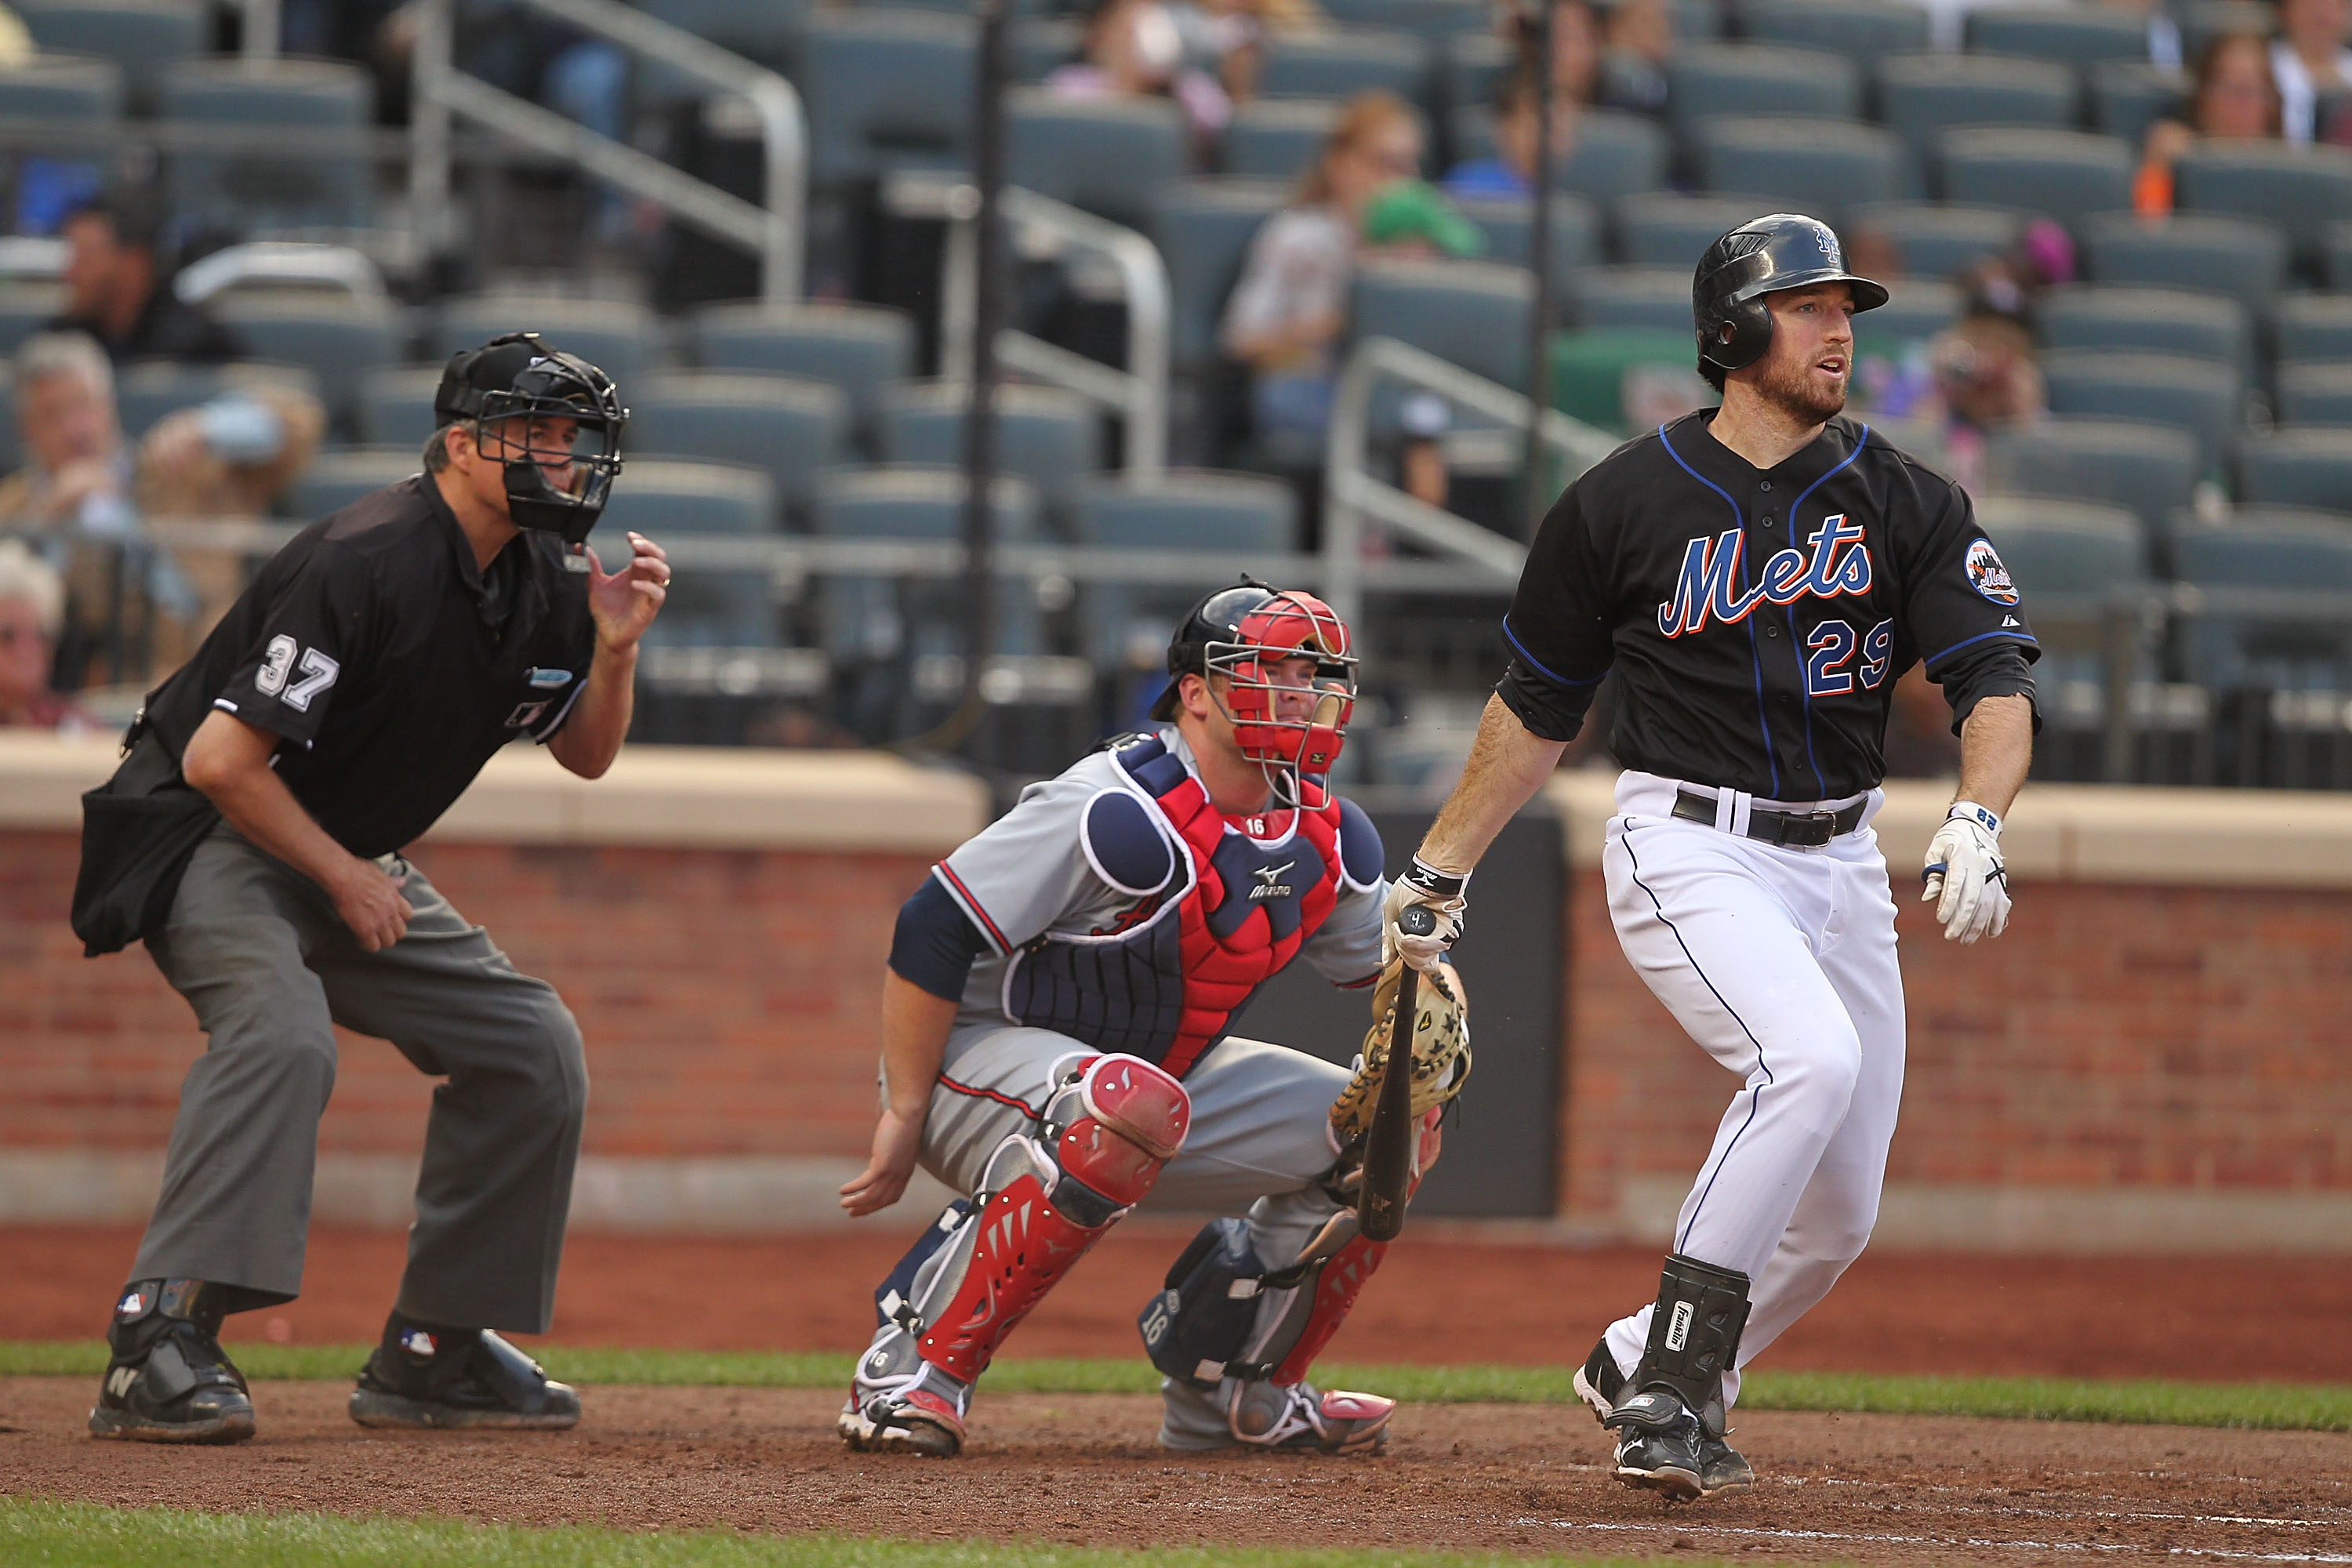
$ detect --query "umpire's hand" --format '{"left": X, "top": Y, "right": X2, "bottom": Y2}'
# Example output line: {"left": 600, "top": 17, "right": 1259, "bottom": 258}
{"left": 332, "top": 857, "right": 414, "bottom": 952}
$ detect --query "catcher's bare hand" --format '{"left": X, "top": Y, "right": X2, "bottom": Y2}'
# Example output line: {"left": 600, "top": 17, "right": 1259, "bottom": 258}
{"left": 1382, "top": 857, "right": 1468, "bottom": 971}
{"left": 840, "top": 1104, "right": 926, "bottom": 1217}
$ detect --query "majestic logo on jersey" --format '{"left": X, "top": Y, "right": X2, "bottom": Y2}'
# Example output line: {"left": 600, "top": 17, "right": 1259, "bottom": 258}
{"left": 1658, "top": 514, "right": 1874, "bottom": 637}
{"left": 1249, "top": 861, "right": 1296, "bottom": 901}
{"left": 1965, "top": 538, "right": 2019, "bottom": 604}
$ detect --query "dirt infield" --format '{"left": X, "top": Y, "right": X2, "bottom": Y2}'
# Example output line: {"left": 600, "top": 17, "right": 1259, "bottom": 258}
{"left": 5, "top": 1378, "right": 2349, "bottom": 1565}
{"left": 10, "top": 1224, "right": 2352, "bottom": 1384}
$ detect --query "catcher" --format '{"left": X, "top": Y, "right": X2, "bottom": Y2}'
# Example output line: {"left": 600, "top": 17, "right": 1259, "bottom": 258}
{"left": 836, "top": 579, "right": 1470, "bottom": 1458}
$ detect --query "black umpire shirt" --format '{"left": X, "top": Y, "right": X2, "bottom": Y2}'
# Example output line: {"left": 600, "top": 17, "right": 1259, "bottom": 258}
{"left": 143, "top": 474, "right": 596, "bottom": 858}
{"left": 1499, "top": 411, "right": 2038, "bottom": 802}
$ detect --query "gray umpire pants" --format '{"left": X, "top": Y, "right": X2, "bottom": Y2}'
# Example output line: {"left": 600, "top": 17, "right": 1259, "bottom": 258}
{"left": 920, "top": 1025, "right": 1355, "bottom": 1443}
{"left": 133, "top": 825, "right": 587, "bottom": 1333}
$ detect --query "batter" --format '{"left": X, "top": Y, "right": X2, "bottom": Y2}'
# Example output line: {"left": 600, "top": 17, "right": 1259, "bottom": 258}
{"left": 1386, "top": 213, "right": 2038, "bottom": 1500}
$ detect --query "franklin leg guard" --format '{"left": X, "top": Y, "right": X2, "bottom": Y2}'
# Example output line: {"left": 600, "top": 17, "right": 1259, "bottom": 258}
{"left": 842, "top": 1053, "right": 1188, "bottom": 1456}
{"left": 1602, "top": 1254, "right": 1755, "bottom": 1500}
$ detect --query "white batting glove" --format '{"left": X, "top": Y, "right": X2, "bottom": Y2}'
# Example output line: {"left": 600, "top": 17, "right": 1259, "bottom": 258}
{"left": 1383, "top": 858, "right": 1468, "bottom": 972}
{"left": 1921, "top": 800, "right": 2010, "bottom": 945}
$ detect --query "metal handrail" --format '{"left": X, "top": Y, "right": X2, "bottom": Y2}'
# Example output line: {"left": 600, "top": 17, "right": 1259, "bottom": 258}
{"left": 1321, "top": 335, "right": 1619, "bottom": 626}
{"left": 890, "top": 173, "right": 1171, "bottom": 475}
{"left": 175, "top": 242, "right": 388, "bottom": 304}
{"left": 409, "top": 0, "right": 805, "bottom": 300}
{"left": 241, "top": 0, "right": 279, "bottom": 60}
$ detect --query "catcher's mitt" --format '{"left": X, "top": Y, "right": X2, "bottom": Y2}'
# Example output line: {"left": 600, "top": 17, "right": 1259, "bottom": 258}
{"left": 1329, "top": 956, "right": 1471, "bottom": 1148}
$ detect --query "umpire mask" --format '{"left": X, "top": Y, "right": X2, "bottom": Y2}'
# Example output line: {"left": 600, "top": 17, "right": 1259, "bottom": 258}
{"left": 434, "top": 332, "right": 629, "bottom": 546}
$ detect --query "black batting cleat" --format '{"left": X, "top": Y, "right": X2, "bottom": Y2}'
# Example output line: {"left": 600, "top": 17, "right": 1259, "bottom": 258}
{"left": 89, "top": 1279, "right": 256, "bottom": 1445}
{"left": 349, "top": 1315, "right": 579, "bottom": 1431}
{"left": 1602, "top": 1388, "right": 1753, "bottom": 1501}
{"left": 1573, "top": 1338, "right": 1628, "bottom": 1424}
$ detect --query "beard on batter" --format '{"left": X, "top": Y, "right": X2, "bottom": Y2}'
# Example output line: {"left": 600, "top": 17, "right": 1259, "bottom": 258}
{"left": 1754, "top": 347, "right": 1848, "bottom": 426}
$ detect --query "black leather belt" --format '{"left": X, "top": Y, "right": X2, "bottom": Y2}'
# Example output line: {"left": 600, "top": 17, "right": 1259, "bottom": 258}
{"left": 1672, "top": 788, "right": 1866, "bottom": 848}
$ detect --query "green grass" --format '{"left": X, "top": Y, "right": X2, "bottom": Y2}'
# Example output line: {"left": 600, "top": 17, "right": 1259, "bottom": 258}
{"left": 0, "top": 1500, "right": 1735, "bottom": 1568}
{"left": 5, "top": 1341, "right": 2347, "bottom": 1432}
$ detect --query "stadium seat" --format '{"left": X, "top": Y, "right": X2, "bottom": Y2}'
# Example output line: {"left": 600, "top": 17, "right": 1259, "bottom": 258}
{"left": 2171, "top": 516, "right": 2352, "bottom": 691}
{"left": 1962, "top": 5, "right": 2148, "bottom": 66}
{"left": 814, "top": 464, "right": 1040, "bottom": 543}
{"left": 1667, "top": 43, "right": 1863, "bottom": 143}
{"left": 1566, "top": 265, "right": 1693, "bottom": 333}
{"left": 432, "top": 295, "right": 659, "bottom": 382}
{"left": 1007, "top": 90, "right": 1188, "bottom": 232}
{"left": 1012, "top": 17, "right": 1083, "bottom": 83}
{"left": 1350, "top": 256, "right": 1534, "bottom": 387}
{"left": 1938, "top": 127, "right": 2136, "bottom": 227}
{"left": 287, "top": 447, "right": 418, "bottom": 522}
{"left": 2176, "top": 0, "right": 2276, "bottom": 63}
{"left": 2038, "top": 349, "right": 2243, "bottom": 474}
{"left": 1696, "top": 117, "right": 1901, "bottom": 222}
{"left": 0, "top": 286, "right": 63, "bottom": 358}
{"left": 358, "top": 365, "right": 441, "bottom": 451}
{"left": 2038, "top": 285, "right": 2250, "bottom": 372}
{"left": 878, "top": 380, "right": 1101, "bottom": 524}
{"left": 803, "top": 7, "right": 974, "bottom": 183}
{"left": 605, "top": 459, "right": 786, "bottom": 648}
{"left": 688, "top": 301, "right": 916, "bottom": 441}
{"left": 1615, "top": 191, "right": 1780, "bottom": 267}
{"left": 16, "top": 0, "right": 200, "bottom": 114}
{"left": 2078, "top": 212, "right": 2288, "bottom": 319}
{"left": 1074, "top": 469, "right": 1298, "bottom": 664}
{"left": 2088, "top": 60, "right": 2187, "bottom": 150}
{"left": 1321, "top": 0, "right": 1488, "bottom": 45}
{"left": 161, "top": 58, "right": 375, "bottom": 233}
{"left": 0, "top": 52, "right": 122, "bottom": 120}
{"left": 2275, "top": 361, "right": 2352, "bottom": 424}
{"left": 210, "top": 293, "right": 401, "bottom": 438}
{"left": 1847, "top": 201, "right": 2022, "bottom": 281}
{"left": 1151, "top": 177, "right": 1288, "bottom": 374}
{"left": 1548, "top": 326, "right": 1704, "bottom": 430}
{"left": 1973, "top": 495, "right": 2149, "bottom": 597}
{"left": 1746, "top": 0, "right": 1931, "bottom": 64}
{"left": 2328, "top": 220, "right": 2352, "bottom": 290}
{"left": 1986, "top": 417, "right": 2201, "bottom": 537}
{"left": 1447, "top": 108, "right": 1673, "bottom": 204}
{"left": 637, "top": 0, "right": 810, "bottom": 93}
{"left": 2238, "top": 427, "right": 2352, "bottom": 514}
{"left": 2273, "top": 293, "right": 2352, "bottom": 362}
{"left": 1221, "top": 98, "right": 1338, "bottom": 181}
{"left": 115, "top": 360, "right": 318, "bottom": 441}
{"left": 1456, "top": 194, "right": 1604, "bottom": 284}
{"left": 1255, "top": 27, "right": 1430, "bottom": 106}
{"left": 2174, "top": 142, "right": 2352, "bottom": 274}
{"left": 1443, "top": 33, "right": 1514, "bottom": 128}
{"left": 811, "top": 466, "right": 1044, "bottom": 662}
{"left": 1853, "top": 279, "right": 1960, "bottom": 356}
{"left": 1873, "top": 53, "right": 2076, "bottom": 197}
{"left": 628, "top": 371, "right": 848, "bottom": 524}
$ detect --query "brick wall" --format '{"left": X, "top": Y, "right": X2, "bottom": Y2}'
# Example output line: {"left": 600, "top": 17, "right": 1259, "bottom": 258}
{"left": 0, "top": 831, "right": 930, "bottom": 1167}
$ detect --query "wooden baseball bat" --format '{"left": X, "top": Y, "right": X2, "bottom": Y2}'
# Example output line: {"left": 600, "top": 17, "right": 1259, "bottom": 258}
{"left": 1359, "top": 906, "right": 1435, "bottom": 1243}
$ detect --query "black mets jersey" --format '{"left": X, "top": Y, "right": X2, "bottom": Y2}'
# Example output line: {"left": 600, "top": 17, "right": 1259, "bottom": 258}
{"left": 143, "top": 474, "right": 595, "bottom": 857}
{"left": 1498, "top": 411, "right": 2038, "bottom": 801}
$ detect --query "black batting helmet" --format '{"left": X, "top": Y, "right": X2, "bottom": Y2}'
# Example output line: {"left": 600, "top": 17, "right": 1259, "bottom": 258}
{"left": 1693, "top": 212, "right": 1889, "bottom": 374}
{"left": 435, "top": 332, "right": 629, "bottom": 546}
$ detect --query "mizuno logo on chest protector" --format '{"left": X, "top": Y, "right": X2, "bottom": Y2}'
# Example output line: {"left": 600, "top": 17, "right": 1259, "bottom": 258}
{"left": 1250, "top": 861, "right": 1295, "bottom": 900}
{"left": 1658, "top": 514, "right": 1873, "bottom": 637}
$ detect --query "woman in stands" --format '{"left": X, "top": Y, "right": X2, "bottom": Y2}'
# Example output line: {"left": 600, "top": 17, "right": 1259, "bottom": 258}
{"left": 2271, "top": 0, "right": 2352, "bottom": 143}
{"left": 1047, "top": 0, "right": 1232, "bottom": 150}
{"left": 1221, "top": 92, "right": 1423, "bottom": 453}
{"left": 2134, "top": 32, "right": 2281, "bottom": 214}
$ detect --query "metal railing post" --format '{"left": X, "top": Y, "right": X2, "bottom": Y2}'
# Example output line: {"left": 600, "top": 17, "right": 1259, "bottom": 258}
{"left": 408, "top": 0, "right": 454, "bottom": 258}
{"left": 242, "top": 0, "right": 280, "bottom": 60}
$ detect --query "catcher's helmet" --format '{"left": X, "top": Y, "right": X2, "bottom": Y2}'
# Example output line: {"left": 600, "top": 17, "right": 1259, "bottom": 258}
{"left": 1693, "top": 212, "right": 1889, "bottom": 374}
{"left": 1149, "top": 577, "right": 1357, "bottom": 773}
{"left": 434, "top": 332, "right": 629, "bottom": 546}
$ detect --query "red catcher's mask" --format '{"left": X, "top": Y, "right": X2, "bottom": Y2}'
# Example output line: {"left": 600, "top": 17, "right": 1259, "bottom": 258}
{"left": 1204, "top": 590, "right": 1357, "bottom": 773}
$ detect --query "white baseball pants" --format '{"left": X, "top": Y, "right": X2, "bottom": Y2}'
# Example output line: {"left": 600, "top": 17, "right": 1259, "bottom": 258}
{"left": 1595, "top": 771, "right": 1907, "bottom": 1408}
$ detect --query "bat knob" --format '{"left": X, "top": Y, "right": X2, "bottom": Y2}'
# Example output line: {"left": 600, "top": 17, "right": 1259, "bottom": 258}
{"left": 1398, "top": 906, "right": 1438, "bottom": 937}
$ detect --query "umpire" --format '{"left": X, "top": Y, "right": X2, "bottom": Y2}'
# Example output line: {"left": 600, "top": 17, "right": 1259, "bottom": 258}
{"left": 74, "top": 333, "right": 669, "bottom": 1443}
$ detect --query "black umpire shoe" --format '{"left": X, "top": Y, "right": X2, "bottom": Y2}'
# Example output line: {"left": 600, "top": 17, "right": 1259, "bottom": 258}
{"left": 348, "top": 1314, "right": 580, "bottom": 1431}
{"left": 1602, "top": 1388, "right": 1755, "bottom": 1502}
{"left": 89, "top": 1279, "right": 256, "bottom": 1444}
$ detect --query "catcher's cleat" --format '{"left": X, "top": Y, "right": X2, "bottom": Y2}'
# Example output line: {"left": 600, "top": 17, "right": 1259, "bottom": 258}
{"left": 89, "top": 1279, "right": 255, "bottom": 1445}
{"left": 1602, "top": 1388, "right": 1752, "bottom": 1501}
{"left": 838, "top": 1379, "right": 967, "bottom": 1457}
{"left": 348, "top": 1317, "right": 579, "bottom": 1431}
{"left": 1573, "top": 1338, "right": 1628, "bottom": 1424}
{"left": 1165, "top": 1379, "right": 1394, "bottom": 1454}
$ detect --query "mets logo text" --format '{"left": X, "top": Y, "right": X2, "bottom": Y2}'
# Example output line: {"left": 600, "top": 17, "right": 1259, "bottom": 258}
{"left": 1658, "top": 514, "right": 1874, "bottom": 637}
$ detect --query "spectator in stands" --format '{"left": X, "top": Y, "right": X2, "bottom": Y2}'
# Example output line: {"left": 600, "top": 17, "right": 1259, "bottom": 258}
{"left": 1921, "top": 313, "right": 2048, "bottom": 494}
{"left": 0, "top": 539, "right": 91, "bottom": 730}
{"left": 1049, "top": 0, "right": 1232, "bottom": 149}
{"left": 1501, "top": 0, "right": 1601, "bottom": 107}
{"left": 2097, "top": 0, "right": 2184, "bottom": 71}
{"left": 1223, "top": 92, "right": 1424, "bottom": 446}
{"left": 1171, "top": 0, "right": 1324, "bottom": 103}
{"left": 1596, "top": 0, "right": 1675, "bottom": 114}
{"left": 2135, "top": 33, "right": 2281, "bottom": 213}
{"left": 49, "top": 190, "right": 241, "bottom": 366}
{"left": 1444, "top": 65, "right": 1577, "bottom": 198}
{"left": 2273, "top": 0, "right": 2352, "bottom": 143}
